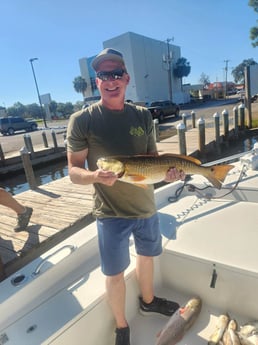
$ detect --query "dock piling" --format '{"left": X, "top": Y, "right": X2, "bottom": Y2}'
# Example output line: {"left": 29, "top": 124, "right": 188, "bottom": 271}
{"left": 42, "top": 131, "right": 49, "bottom": 148}
{"left": 20, "top": 146, "right": 37, "bottom": 190}
{"left": 177, "top": 123, "right": 186, "bottom": 155}
{"left": 198, "top": 117, "right": 206, "bottom": 155}
{"left": 51, "top": 130, "right": 58, "bottom": 150}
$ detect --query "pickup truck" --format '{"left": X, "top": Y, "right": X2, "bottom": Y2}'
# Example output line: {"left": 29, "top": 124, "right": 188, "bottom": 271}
{"left": 147, "top": 100, "right": 180, "bottom": 122}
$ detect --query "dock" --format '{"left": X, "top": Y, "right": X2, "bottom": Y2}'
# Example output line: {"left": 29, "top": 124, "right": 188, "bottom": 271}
{"left": 0, "top": 177, "right": 94, "bottom": 277}
{"left": 0, "top": 121, "right": 241, "bottom": 278}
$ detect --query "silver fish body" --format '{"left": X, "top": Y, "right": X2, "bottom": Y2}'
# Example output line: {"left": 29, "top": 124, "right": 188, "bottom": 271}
{"left": 223, "top": 320, "right": 241, "bottom": 345}
{"left": 239, "top": 321, "right": 258, "bottom": 345}
{"left": 208, "top": 314, "right": 230, "bottom": 345}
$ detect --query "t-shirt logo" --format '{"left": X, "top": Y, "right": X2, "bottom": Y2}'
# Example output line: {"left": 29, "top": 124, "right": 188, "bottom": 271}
{"left": 129, "top": 126, "right": 144, "bottom": 136}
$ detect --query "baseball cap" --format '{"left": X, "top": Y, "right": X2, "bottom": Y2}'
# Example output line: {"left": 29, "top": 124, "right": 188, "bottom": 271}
{"left": 91, "top": 48, "right": 125, "bottom": 71}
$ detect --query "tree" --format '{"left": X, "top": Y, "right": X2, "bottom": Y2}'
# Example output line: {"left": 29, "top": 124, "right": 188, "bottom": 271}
{"left": 56, "top": 102, "right": 74, "bottom": 118}
{"left": 73, "top": 76, "right": 87, "bottom": 98}
{"left": 231, "top": 58, "right": 258, "bottom": 83}
{"left": 49, "top": 101, "right": 58, "bottom": 117}
{"left": 7, "top": 102, "right": 26, "bottom": 118}
{"left": 26, "top": 103, "right": 44, "bottom": 118}
{"left": 174, "top": 57, "right": 191, "bottom": 78}
{"left": 249, "top": 0, "right": 258, "bottom": 47}
{"left": 173, "top": 57, "right": 191, "bottom": 91}
{"left": 199, "top": 73, "right": 210, "bottom": 87}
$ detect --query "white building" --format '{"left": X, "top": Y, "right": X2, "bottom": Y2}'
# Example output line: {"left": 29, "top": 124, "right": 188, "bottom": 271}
{"left": 79, "top": 32, "right": 190, "bottom": 105}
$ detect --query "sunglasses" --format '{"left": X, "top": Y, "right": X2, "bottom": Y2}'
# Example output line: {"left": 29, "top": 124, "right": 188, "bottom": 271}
{"left": 96, "top": 69, "right": 126, "bottom": 81}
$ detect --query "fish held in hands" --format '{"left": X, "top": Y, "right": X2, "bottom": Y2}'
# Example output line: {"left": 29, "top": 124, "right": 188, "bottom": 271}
{"left": 96, "top": 154, "right": 233, "bottom": 189}
{"left": 155, "top": 297, "right": 202, "bottom": 345}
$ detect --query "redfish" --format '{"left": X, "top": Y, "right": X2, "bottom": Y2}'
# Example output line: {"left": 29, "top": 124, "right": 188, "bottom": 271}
{"left": 97, "top": 154, "right": 233, "bottom": 189}
{"left": 155, "top": 297, "right": 202, "bottom": 345}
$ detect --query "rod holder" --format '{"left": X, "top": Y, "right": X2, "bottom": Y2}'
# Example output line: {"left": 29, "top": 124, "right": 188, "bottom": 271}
{"left": 210, "top": 265, "right": 217, "bottom": 288}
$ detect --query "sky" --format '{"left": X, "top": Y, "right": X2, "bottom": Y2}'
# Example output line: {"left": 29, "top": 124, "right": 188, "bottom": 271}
{"left": 0, "top": 0, "right": 257, "bottom": 108}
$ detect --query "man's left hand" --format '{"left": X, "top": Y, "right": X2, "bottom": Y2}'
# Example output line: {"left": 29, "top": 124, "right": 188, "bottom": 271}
{"left": 164, "top": 168, "right": 185, "bottom": 183}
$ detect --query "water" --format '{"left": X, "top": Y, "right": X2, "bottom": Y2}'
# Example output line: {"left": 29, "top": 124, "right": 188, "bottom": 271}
{"left": 3, "top": 158, "right": 68, "bottom": 195}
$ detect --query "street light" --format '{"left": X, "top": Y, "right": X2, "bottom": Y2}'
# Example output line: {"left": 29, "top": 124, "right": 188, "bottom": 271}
{"left": 163, "top": 38, "right": 174, "bottom": 101}
{"left": 29, "top": 58, "right": 47, "bottom": 127}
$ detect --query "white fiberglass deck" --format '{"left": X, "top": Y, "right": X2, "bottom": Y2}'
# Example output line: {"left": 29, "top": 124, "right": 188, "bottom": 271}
{"left": 0, "top": 158, "right": 258, "bottom": 345}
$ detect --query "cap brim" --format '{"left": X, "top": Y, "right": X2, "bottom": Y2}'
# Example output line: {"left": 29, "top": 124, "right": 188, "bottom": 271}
{"left": 92, "top": 54, "right": 124, "bottom": 71}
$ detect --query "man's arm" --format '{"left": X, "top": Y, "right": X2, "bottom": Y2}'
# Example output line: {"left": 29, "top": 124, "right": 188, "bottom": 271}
{"left": 67, "top": 149, "right": 118, "bottom": 186}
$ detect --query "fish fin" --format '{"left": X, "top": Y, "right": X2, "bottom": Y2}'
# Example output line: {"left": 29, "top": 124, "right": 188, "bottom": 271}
{"left": 162, "top": 153, "right": 202, "bottom": 165}
{"left": 207, "top": 164, "right": 234, "bottom": 189}
{"left": 126, "top": 174, "right": 146, "bottom": 182}
{"left": 179, "top": 306, "right": 187, "bottom": 314}
{"left": 133, "top": 183, "right": 148, "bottom": 189}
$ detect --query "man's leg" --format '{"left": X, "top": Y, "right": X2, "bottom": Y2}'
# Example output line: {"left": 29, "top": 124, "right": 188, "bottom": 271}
{"left": 106, "top": 272, "right": 128, "bottom": 328}
{"left": 136, "top": 255, "right": 180, "bottom": 317}
{"left": 106, "top": 272, "right": 131, "bottom": 345}
{"left": 136, "top": 255, "right": 154, "bottom": 304}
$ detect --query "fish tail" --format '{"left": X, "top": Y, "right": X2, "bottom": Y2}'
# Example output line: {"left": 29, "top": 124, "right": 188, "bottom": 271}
{"left": 206, "top": 165, "right": 234, "bottom": 189}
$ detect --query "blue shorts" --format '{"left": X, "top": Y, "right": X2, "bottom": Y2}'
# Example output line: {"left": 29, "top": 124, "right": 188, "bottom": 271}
{"left": 96, "top": 214, "right": 162, "bottom": 276}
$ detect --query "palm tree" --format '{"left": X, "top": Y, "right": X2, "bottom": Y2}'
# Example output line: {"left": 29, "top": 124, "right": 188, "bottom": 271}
{"left": 174, "top": 57, "right": 191, "bottom": 90}
{"left": 73, "top": 76, "right": 87, "bottom": 99}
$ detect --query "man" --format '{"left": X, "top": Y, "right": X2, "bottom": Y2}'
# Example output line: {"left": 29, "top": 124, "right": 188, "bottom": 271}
{"left": 66, "top": 48, "right": 184, "bottom": 345}
{"left": 0, "top": 188, "right": 33, "bottom": 232}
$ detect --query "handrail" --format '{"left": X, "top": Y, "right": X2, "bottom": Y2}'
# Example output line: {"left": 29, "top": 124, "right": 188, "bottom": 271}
{"left": 32, "top": 244, "right": 76, "bottom": 276}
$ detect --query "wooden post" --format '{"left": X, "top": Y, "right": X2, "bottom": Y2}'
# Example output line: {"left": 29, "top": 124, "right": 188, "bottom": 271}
{"left": 153, "top": 119, "right": 160, "bottom": 142}
{"left": 23, "top": 134, "right": 34, "bottom": 155}
{"left": 238, "top": 103, "right": 245, "bottom": 130}
{"left": 20, "top": 146, "right": 37, "bottom": 190}
{"left": 213, "top": 112, "right": 221, "bottom": 154}
{"left": 0, "top": 143, "right": 5, "bottom": 162}
{"left": 182, "top": 113, "right": 187, "bottom": 131}
{"left": 233, "top": 106, "right": 239, "bottom": 136}
{"left": 51, "top": 130, "right": 58, "bottom": 151}
{"left": 23, "top": 134, "right": 30, "bottom": 151}
{"left": 191, "top": 110, "right": 196, "bottom": 128}
{"left": 222, "top": 109, "right": 229, "bottom": 139}
{"left": 198, "top": 117, "right": 205, "bottom": 154}
{"left": 177, "top": 123, "right": 186, "bottom": 155}
{"left": 245, "top": 65, "right": 252, "bottom": 129}
{"left": 63, "top": 133, "right": 67, "bottom": 149}
{"left": 42, "top": 131, "right": 49, "bottom": 148}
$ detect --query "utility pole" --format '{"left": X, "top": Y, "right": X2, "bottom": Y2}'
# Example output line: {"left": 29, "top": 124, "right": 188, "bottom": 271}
{"left": 29, "top": 58, "right": 47, "bottom": 128}
{"left": 163, "top": 38, "right": 174, "bottom": 101}
{"left": 224, "top": 59, "right": 230, "bottom": 99}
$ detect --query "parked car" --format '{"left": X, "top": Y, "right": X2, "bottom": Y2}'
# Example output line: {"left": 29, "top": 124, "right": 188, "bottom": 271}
{"left": 147, "top": 100, "right": 180, "bottom": 122}
{"left": 0, "top": 117, "right": 38, "bottom": 135}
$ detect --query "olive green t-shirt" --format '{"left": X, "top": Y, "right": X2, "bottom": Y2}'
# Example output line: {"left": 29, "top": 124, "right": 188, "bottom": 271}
{"left": 66, "top": 102, "right": 157, "bottom": 218}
